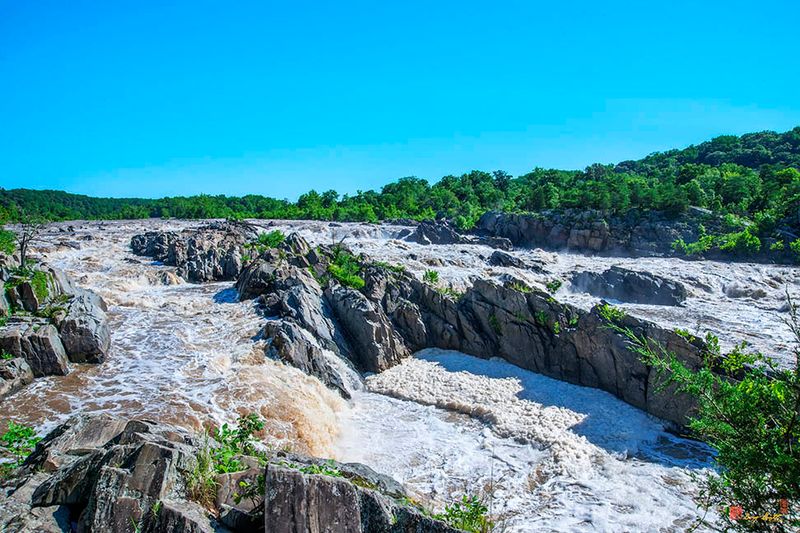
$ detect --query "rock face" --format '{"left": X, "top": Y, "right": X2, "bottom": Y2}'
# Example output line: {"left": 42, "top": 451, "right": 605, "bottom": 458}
{"left": 404, "top": 220, "right": 465, "bottom": 246}
{"left": 475, "top": 209, "right": 708, "bottom": 257}
{"left": 0, "top": 262, "right": 110, "bottom": 394}
{"left": 265, "top": 463, "right": 456, "bottom": 533}
{"left": 1, "top": 415, "right": 458, "bottom": 533}
{"left": 0, "top": 356, "right": 34, "bottom": 398}
{"left": 362, "top": 267, "right": 705, "bottom": 427}
{"left": 571, "top": 266, "right": 688, "bottom": 306}
{"left": 131, "top": 221, "right": 259, "bottom": 282}
{"left": 0, "top": 321, "right": 70, "bottom": 377}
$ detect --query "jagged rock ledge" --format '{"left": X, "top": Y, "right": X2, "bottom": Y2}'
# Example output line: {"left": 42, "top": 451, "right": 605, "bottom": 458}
{"left": 130, "top": 220, "right": 259, "bottom": 282}
{"left": 0, "top": 415, "right": 458, "bottom": 533}
{"left": 0, "top": 252, "right": 110, "bottom": 399}
{"left": 130, "top": 225, "right": 708, "bottom": 427}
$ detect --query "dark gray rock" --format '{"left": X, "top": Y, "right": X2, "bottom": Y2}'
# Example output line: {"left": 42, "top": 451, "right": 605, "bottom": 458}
{"left": 326, "top": 285, "right": 410, "bottom": 373}
{"left": 55, "top": 288, "right": 111, "bottom": 363}
{"left": 0, "top": 357, "right": 34, "bottom": 399}
{"left": 488, "top": 250, "right": 525, "bottom": 268}
{"left": 571, "top": 266, "right": 688, "bottom": 306}
{"left": 263, "top": 319, "right": 354, "bottom": 398}
{"left": 404, "top": 220, "right": 465, "bottom": 246}
{"left": 0, "top": 322, "right": 69, "bottom": 377}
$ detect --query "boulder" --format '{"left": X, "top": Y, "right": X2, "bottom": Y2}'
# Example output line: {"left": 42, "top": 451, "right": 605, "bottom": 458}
{"left": 404, "top": 220, "right": 465, "bottom": 246}
{"left": 571, "top": 266, "right": 688, "bottom": 306}
{"left": 0, "top": 322, "right": 69, "bottom": 377}
{"left": 55, "top": 289, "right": 110, "bottom": 363}
{"left": 326, "top": 285, "right": 410, "bottom": 373}
{"left": 263, "top": 320, "right": 354, "bottom": 398}
{"left": 488, "top": 250, "right": 525, "bottom": 268}
{"left": 723, "top": 283, "right": 768, "bottom": 300}
{"left": 0, "top": 357, "right": 34, "bottom": 398}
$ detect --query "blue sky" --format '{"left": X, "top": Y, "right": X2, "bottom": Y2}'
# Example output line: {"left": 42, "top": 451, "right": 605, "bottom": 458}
{"left": 1, "top": 1, "right": 799, "bottom": 199}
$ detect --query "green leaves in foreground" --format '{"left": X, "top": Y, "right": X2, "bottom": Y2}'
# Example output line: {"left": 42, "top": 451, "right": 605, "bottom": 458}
{"left": 0, "top": 421, "right": 40, "bottom": 478}
{"left": 601, "top": 297, "right": 800, "bottom": 532}
{"left": 435, "top": 495, "right": 494, "bottom": 533}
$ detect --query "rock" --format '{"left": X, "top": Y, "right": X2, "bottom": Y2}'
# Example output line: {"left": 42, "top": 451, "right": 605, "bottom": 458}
{"left": 263, "top": 320, "right": 354, "bottom": 398}
{"left": 571, "top": 266, "right": 688, "bottom": 306}
{"left": 488, "top": 250, "right": 525, "bottom": 268}
{"left": 131, "top": 221, "right": 258, "bottom": 282}
{"left": 54, "top": 288, "right": 110, "bottom": 363}
{"left": 326, "top": 285, "right": 410, "bottom": 373}
{"left": 0, "top": 357, "right": 34, "bottom": 398}
{"left": 404, "top": 220, "right": 465, "bottom": 246}
{"left": 264, "top": 463, "right": 458, "bottom": 533}
{"left": 0, "top": 322, "right": 69, "bottom": 377}
{"left": 723, "top": 283, "right": 768, "bottom": 300}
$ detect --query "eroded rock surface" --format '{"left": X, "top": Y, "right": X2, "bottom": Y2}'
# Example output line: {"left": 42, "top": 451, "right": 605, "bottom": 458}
{"left": 571, "top": 266, "right": 688, "bottom": 306}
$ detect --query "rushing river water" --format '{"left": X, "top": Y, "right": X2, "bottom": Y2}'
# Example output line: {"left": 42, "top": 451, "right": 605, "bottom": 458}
{"left": 3, "top": 219, "right": 765, "bottom": 531}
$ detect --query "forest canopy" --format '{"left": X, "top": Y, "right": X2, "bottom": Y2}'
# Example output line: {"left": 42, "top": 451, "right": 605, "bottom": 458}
{"left": 2, "top": 127, "right": 799, "bottom": 238}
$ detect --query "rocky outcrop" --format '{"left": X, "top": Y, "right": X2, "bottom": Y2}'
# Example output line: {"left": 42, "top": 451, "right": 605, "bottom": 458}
{"left": 0, "top": 262, "right": 110, "bottom": 395}
{"left": 475, "top": 209, "right": 707, "bottom": 257}
{"left": 571, "top": 266, "right": 688, "bottom": 306}
{"left": 0, "top": 321, "right": 70, "bottom": 377}
{"left": 0, "top": 356, "right": 34, "bottom": 398}
{"left": 265, "top": 463, "right": 456, "bottom": 533}
{"left": 488, "top": 250, "right": 526, "bottom": 268}
{"left": 402, "top": 220, "right": 513, "bottom": 250}
{"left": 1, "top": 415, "right": 458, "bottom": 533}
{"left": 131, "top": 221, "right": 259, "bottom": 282}
{"left": 363, "top": 267, "right": 705, "bottom": 427}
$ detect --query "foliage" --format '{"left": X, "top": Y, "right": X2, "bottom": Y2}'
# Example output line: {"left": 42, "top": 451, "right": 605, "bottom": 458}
{"left": 790, "top": 239, "right": 800, "bottom": 257}
{"left": 435, "top": 286, "right": 463, "bottom": 299}
{"left": 2, "top": 127, "right": 800, "bottom": 261}
{"left": 672, "top": 234, "right": 716, "bottom": 256}
{"left": 187, "top": 413, "right": 267, "bottom": 507}
{"left": 0, "top": 421, "right": 40, "bottom": 467}
{"left": 545, "top": 279, "right": 562, "bottom": 293}
{"left": 488, "top": 313, "right": 502, "bottom": 335}
{"left": 602, "top": 299, "right": 800, "bottom": 531}
{"left": 256, "top": 230, "right": 285, "bottom": 248}
{"left": 0, "top": 229, "right": 15, "bottom": 256}
{"left": 597, "top": 303, "right": 626, "bottom": 324}
{"left": 373, "top": 261, "right": 405, "bottom": 274}
{"left": 298, "top": 459, "right": 343, "bottom": 477}
{"left": 718, "top": 226, "right": 762, "bottom": 255}
{"left": 422, "top": 269, "right": 439, "bottom": 285}
{"left": 327, "top": 246, "right": 365, "bottom": 290}
{"left": 1, "top": 350, "right": 13, "bottom": 360}
{"left": 435, "top": 495, "right": 494, "bottom": 533}
{"left": 508, "top": 281, "right": 531, "bottom": 293}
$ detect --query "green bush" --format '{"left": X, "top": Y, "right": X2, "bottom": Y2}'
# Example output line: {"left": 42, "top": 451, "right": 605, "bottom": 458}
{"left": 719, "top": 227, "right": 761, "bottom": 255}
{"left": 435, "top": 495, "right": 494, "bottom": 533}
{"left": 0, "top": 229, "right": 15, "bottom": 256}
{"left": 257, "top": 230, "right": 285, "bottom": 248}
{"left": 545, "top": 279, "right": 562, "bottom": 293}
{"left": 597, "top": 303, "right": 626, "bottom": 324}
{"left": 0, "top": 421, "right": 40, "bottom": 470}
{"left": 422, "top": 270, "right": 439, "bottom": 285}
{"left": 605, "top": 309, "right": 800, "bottom": 531}
{"left": 327, "top": 246, "right": 365, "bottom": 290}
{"left": 790, "top": 239, "right": 800, "bottom": 257}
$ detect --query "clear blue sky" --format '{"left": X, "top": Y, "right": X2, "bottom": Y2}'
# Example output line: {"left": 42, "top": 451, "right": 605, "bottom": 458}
{"left": 1, "top": 1, "right": 799, "bottom": 200}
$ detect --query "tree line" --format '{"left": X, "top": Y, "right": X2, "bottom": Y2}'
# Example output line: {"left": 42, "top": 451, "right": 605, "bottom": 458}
{"left": 2, "top": 127, "right": 799, "bottom": 237}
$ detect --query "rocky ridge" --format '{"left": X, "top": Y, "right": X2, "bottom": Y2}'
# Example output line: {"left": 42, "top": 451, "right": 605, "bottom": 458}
{"left": 133, "top": 226, "right": 710, "bottom": 427}
{"left": 0, "top": 251, "right": 110, "bottom": 399}
{"left": 0, "top": 415, "right": 458, "bottom": 533}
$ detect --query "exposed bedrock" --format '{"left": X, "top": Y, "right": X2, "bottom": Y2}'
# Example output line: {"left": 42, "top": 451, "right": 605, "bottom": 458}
{"left": 571, "top": 266, "right": 688, "bottom": 306}
{"left": 233, "top": 232, "right": 706, "bottom": 427}
{"left": 0, "top": 260, "right": 110, "bottom": 395}
{"left": 403, "top": 219, "right": 513, "bottom": 250}
{"left": 0, "top": 415, "right": 458, "bottom": 533}
{"left": 475, "top": 209, "right": 709, "bottom": 257}
{"left": 130, "top": 220, "right": 259, "bottom": 282}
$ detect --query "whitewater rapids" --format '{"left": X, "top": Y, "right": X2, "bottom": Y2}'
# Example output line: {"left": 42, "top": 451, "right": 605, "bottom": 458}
{"left": 5, "top": 218, "right": 778, "bottom": 531}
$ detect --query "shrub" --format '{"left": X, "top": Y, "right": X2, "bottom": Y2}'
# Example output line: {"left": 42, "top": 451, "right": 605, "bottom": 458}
{"left": 719, "top": 227, "right": 761, "bottom": 255}
{"left": 488, "top": 313, "right": 502, "bottom": 335}
{"left": 508, "top": 281, "right": 531, "bottom": 293}
{"left": 790, "top": 239, "right": 800, "bottom": 257}
{"left": 257, "top": 230, "right": 285, "bottom": 248}
{"left": 327, "top": 247, "right": 365, "bottom": 290}
{"left": 435, "top": 495, "right": 494, "bottom": 533}
{"left": 422, "top": 270, "right": 439, "bottom": 285}
{"left": 545, "top": 279, "right": 562, "bottom": 293}
{"left": 0, "top": 421, "right": 40, "bottom": 468}
{"left": 606, "top": 300, "right": 800, "bottom": 532}
{"left": 672, "top": 234, "right": 716, "bottom": 256}
{"left": 597, "top": 303, "right": 626, "bottom": 324}
{"left": 0, "top": 229, "right": 15, "bottom": 256}
{"left": 771, "top": 240, "right": 785, "bottom": 252}
{"left": 31, "top": 270, "right": 49, "bottom": 301}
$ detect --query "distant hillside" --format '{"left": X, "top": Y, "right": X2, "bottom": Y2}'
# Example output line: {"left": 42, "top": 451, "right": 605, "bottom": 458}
{"left": 2, "top": 127, "right": 800, "bottom": 248}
